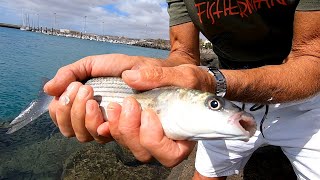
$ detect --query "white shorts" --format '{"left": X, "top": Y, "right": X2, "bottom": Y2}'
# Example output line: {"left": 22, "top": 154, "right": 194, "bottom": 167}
{"left": 195, "top": 94, "right": 320, "bottom": 180}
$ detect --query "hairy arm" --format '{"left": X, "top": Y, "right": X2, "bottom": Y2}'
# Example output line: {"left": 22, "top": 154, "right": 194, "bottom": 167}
{"left": 160, "top": 12, "right": 320, "bottom": 103}
{"left": 132, "top": 11, "right": 319, "bottom": 104}
{"left": 164, "top": 22, "right": 201, "bottom": 66}
{"left": 223, "top": 11, "right": 320, "bottom": 103}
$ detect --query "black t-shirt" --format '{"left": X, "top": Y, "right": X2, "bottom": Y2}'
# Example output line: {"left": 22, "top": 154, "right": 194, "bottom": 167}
{"left": 167, "top": 0, "right": 320, "bottom": 69}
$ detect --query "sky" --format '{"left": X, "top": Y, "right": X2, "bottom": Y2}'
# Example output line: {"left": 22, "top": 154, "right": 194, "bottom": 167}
{"left": 0, "top": 0, "right": 170, "bottom": 39}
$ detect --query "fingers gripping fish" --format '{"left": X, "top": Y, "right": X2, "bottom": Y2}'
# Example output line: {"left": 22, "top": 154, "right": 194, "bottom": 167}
{"left": 7, "top": 77, "right": 257, "bottom": 141}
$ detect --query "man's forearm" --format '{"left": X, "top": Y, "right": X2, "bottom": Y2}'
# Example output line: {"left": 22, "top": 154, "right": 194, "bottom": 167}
{"left": 165, "top": 50, "right": 200, "bottom": 66}
{"left": 223, "top": 56, "right": 320, "bottom": 103}
{"left": 164, "top": 22, "right": 201, "bottom": 67}
{"left": 222, "top": 11, "right": 320, "bottom": 104}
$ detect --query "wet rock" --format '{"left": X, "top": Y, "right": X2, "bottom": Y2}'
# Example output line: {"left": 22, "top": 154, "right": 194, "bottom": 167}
{"left": 62, "top": 142, "right": 171, "bottom": 180}
{"left": 200, "top": 50, "right": 219, "bottom": 68}
{"left": 0, "top": 113, "right": 58, "bottom": 153}
{"left": 0, "top": 133, "right": 83, "bottom": 180}
{"left": 167, "top": 146, "right": 196, "bottom": 180}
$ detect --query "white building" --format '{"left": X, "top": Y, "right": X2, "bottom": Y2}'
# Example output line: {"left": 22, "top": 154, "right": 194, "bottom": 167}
{"left": 60, "top": 29, "right": 70, "bottom": 33}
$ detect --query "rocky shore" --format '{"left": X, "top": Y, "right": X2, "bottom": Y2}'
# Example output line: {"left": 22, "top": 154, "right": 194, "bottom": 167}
{"left": 132, "top": 39, "right": 170, "bottom": 51}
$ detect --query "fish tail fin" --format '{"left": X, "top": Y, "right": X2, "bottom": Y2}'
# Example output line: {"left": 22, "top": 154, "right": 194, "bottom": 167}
{"left": 6, "top": 78, "right": 54, "bottom": 134}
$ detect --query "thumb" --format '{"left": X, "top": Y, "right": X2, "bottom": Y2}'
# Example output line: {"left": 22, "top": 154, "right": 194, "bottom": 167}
{"left": 44, "top": 67, "right": 78, "bottom": 96}
{"left": 122, "top": 65, "right": 204, "bottom": 91}
{"left": 44, "top": 54, "right": 137, "bottom": 96}
{"left": 140, "top": 109, "right": 195, "bottom": 167}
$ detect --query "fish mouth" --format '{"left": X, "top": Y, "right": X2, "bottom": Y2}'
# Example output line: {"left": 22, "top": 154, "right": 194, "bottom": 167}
{"left": 228, "top": 112, "right": 257, "bottom": 138}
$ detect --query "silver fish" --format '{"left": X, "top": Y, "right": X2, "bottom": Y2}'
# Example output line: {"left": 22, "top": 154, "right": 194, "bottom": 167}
{"left": 7, "top": 77, "right": 256, "bottom": 141}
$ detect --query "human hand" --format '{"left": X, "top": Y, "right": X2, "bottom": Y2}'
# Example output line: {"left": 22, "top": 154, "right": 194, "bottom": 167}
{"left": 104, "top": 97, "right": 196, "bottom": 167}
{"left": 97, "top": 64, "right": 215, "bottom": 166}
{"left": 121, "top": 63, "right": 215, "bottom": 92}
{"left": 45, "top": 54, "right": 215, "bottom": 166}
{"left": 44, "top": 54, "right": 164, "bottom": 143}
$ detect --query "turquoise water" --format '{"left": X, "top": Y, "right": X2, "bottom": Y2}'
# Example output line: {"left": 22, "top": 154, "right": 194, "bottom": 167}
{"left": 0, "top": 27, "right": 169, "bottom": 179}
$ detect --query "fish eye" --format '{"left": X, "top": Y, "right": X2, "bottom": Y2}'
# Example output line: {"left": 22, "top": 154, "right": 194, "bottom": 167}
{"left": 207, "top": 98, "right": 222, "bottom": 110}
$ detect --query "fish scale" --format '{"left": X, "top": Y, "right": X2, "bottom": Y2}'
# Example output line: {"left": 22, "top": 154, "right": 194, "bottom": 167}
{"left": 7, "top": 77, "right": 257, "bottom": 141}
{"left": 86, "top": 77, "right": 137, "bottom": 105}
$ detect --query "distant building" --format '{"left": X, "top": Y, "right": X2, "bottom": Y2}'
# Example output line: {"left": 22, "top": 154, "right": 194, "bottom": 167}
{"left": 60, "top": 29, "right": 70, "bottom": 33}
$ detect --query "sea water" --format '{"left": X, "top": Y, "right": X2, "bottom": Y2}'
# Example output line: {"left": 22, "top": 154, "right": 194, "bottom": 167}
{"left": 0, "top": 27, "right": 168, "bottom": 120}
{"left": 0, "top": 27, "right": 170, "bottom": 179}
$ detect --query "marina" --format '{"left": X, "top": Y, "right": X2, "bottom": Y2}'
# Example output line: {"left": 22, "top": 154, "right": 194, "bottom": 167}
{"left": 0, "top": 22, "right": 171, "bottom": 50}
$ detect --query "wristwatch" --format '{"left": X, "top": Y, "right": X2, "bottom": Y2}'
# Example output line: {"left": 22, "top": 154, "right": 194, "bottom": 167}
{"left": 200, "top": 66, "right": 227, "bottom": 97}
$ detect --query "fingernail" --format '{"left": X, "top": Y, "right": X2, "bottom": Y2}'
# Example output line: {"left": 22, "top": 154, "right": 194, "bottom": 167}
{"left": 97, "top": 122, "right": 109, "bottom": 136}
{"left": 97, "top": 125, "right": 104, "bottom": 136}
{"left": 67, "top": 83, "right": 76, "bottom": 91}
{"left": 106, "top": 102, "right": 117, "bottom": 121}
{"left": 123, "top": 98, "right": 133, "bottom": 115}
{"left": 58, "top": 83, "right": 76, "bottom": 105}
{"left": 59, "top": 95, "right": 70, "bottom": 106}
{"left": 46, "top": 79, "right": 54, "bottom": 86}
{"left": 78, "top": 87, "right": 89, "bottom": 99}
{"left": 123, "top": 70, "right": 140, "bottom": 81}
{"left": 86, "top": 100, "right": 95, "bottom": 112}
{"left": 43, "top": 80, "right": 54, "bottom": 93}
{"left": 141, "top": 111, "right": 150, "bottom": 128}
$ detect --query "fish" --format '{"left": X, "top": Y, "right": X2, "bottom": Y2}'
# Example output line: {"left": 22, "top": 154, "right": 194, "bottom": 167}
{"left": 7, "top": 77, "right": 257, "bottom": 141}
